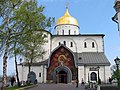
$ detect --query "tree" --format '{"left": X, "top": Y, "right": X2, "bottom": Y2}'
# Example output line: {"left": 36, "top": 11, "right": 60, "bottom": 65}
{"left": 111, "top": 64, "right": 120, "bottom": 80}
{"left": 0, "top": 0, "right": 54, "bottom": 89}
{"left": 12, "top": 0, "right": 54, "bottom": 73}
{"left": 0, "top": 0, "right": 54, "bottom": 90}
{"left": 0, "top": 0, "right": 22, "bottom": 89}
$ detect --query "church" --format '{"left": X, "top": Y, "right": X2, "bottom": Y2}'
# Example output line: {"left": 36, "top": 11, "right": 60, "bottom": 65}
{"left": 18, "top": 5, "right": 111, "bottom": 84}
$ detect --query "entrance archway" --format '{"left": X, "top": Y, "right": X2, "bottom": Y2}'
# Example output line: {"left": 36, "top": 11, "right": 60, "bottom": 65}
{"left": 53, "top": 66, "right": 72, "bottom": 83}
{"left": 91, "top": 72, "right": 97, "bottom": 81}
{"left": 58, "top": 70, "right": 67, "bottom": 83}
{"left": 27, "top": 71, "right": 36, "bottom": 83}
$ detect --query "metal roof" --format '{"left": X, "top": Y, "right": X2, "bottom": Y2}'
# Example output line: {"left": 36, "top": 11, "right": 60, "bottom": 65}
{"left": 77, "top": 52, "right": 110, "bottom": 66}
{"left": 19, "top": 52, "right": 110, "bottom": 66}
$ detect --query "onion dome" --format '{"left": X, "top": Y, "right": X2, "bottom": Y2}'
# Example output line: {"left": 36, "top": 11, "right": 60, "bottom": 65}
{"left": 56, "top": 6, "right": 78, "bottom": 26}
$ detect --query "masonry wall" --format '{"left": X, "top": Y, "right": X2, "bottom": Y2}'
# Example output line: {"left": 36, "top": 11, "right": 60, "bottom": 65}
{"left": 52, "top": 35, "right": 104, "bottom": 53}
{"left": 17, "top": 65, "right": 47, "bottom": 83}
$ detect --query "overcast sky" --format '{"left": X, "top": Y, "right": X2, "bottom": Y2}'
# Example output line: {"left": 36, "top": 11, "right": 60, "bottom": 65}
{"left": 0, "top": 0, "right": 120, "bottom": 75}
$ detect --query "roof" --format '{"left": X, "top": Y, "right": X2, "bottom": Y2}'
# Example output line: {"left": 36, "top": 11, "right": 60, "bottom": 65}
{"left": 52, "top": 34, "right": 105, "bottom": 38}
{"left": 18, "top": 60, "right": 48, "bottom": 66}
{"left": 77, "top": 52, "right": 110, "bottom": 66}
{"left": 18, "top": 52, "right": 110, "bottom": 66}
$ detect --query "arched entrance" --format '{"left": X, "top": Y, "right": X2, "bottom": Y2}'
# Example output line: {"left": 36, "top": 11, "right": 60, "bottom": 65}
{"left": 91, "top": 72, "right": 97, "bottom": 81}
{"left": 47, "top": 45, "right": 77, "bottom": 83}
{"left": 27, "top": 71, "right": 36, "bottom": 83}
{"left": 58, "top": 70, "right": 67, "bottom": 83}
{"left": 53, "top": 66, "right": 72, "bottom": 83}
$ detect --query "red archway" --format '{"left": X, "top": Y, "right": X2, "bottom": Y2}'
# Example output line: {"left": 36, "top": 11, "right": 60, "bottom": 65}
{"left": 47, "top": 45, "right": 77, "bottom": 83}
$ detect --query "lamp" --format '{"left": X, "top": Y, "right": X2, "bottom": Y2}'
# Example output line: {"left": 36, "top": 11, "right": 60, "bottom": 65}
{"left": 114, "top": 57, "right": 120, "bottom": 65}
{"left": 114, "top": 57, "right": 120, "bottom": 90}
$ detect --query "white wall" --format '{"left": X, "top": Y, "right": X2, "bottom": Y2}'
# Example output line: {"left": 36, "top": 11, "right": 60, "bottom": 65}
{"left": 78, "top": 66, "right": 111, "bottom": 83}
{"left": 17, "top": 65, "right": 29, "bottom": 82}
{"left": 18, "top": 65, "right": 47, "bottom": 83}
{"left": 40, "top": 33, "right": 51, "bottom": 61}
{"left": 104, "top": 66, "right": 111, "bottom": 83}
{"left": 31, "top": 32, "right": 51, "bottom": 62}
{"left": 55, "top": 25, "right": 79, "bottom": 35}
{"left": 52, "top": 35, "right": 104, "bottom": 53}
{"left": 78, "top": 66, "right": 84, "bottom": 83}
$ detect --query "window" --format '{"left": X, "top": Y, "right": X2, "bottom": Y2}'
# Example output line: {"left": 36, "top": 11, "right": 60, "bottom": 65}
{"left": 62, "top": 30, "right": 64, "bottom": 35}
{"left": 84, "top": 42, "right": 87, "bottom": 48}
{"left": 92, "top": 42, "right": 95, "bottom": 48}
{"left": 91, "top": 72, "right": 97, "bottom": 81}
{"left": 69, "top": 30, "right": 70, "bottom": 35}
{"left": 70, "top": 42, "right": 73, "bottom": 47}
{"left": 63, "top": 41, "right": 66, "bottom": 46}
{"left": 57, "top": 31, "right": 59, "bottom": 35}
{"left": 59, "top": 42, "right": 61, "bottom": 45}
{"left": 39, "top": 73, "right": 41, "bottom": 77}
{"left": 74, "top": 31, "right": 76, "bottom": 35}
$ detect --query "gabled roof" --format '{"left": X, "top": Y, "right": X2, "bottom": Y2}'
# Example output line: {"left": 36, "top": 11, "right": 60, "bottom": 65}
{"left": 77, "top": 52, "right": 110, "bottom": 66}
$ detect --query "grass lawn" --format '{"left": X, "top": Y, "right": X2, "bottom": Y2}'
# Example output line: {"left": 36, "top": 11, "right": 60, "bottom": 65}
{"left": 7, "top": 86, "right": 20, "bottom": 90}
{"left": 6, "top": 84, "right": 32, "bottom": 90}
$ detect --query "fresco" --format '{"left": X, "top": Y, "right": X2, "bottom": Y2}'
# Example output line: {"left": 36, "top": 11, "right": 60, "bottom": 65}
{"left": 47, "top": 46, "right": 77, "bottom": 81}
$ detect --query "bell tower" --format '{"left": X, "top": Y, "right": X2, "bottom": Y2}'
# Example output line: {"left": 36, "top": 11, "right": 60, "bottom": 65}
{"left": 112, "top": 0, "right": 120, "bottom": 31}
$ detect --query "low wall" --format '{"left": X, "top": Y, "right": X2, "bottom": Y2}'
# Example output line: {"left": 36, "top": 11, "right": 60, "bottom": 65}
{"left": 97, "top": 85, "right": 117, "bottom": 90}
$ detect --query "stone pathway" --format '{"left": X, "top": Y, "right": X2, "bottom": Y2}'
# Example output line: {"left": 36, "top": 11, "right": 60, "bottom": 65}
{"left": 27, "top": 83, "right": 86, "bottom": 90}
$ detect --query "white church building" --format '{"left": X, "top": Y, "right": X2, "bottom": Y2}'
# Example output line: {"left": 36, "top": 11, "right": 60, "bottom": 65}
{"left": 18, "top": 6, "right": 111, "bottom": 84}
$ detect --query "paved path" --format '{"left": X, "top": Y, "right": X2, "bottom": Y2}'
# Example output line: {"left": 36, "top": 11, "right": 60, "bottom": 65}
{"left": 27, "top": 83, "right": 86, "bottom": 90}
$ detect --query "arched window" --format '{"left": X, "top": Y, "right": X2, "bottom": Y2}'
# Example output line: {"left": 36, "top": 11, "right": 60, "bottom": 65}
{"left": 63, "top": 41, "right": 66, "bottom": 46}
{"left": 59, "top": 42, "right": 61, "bottom": 45}
{"left": 91, "top": 72, "right": 97, "bottom": 81}
{"left": 70, "top": 42, "right": 73, "bottom": 47}
{"left": 84, "top": 42, "right": 87, "bottom": 48}
{"left": 57, "top": 31, "right": 59, "bottom": 35}
{"left": 92, "top": 42, "right": 95, "bottom": 48}
{"left": 74, "top": 31, "right": 76, "bottom": 35}
{"left": 62, "top": 30, "right": 64, "bottom": 35}
{"left": 69, "top": 30, "right": 70, "bottom": 35}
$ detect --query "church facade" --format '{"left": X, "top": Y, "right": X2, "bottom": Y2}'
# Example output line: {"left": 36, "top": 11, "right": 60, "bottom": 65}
{"left": 18, "top": 6, "right": 111, "bottom": 84}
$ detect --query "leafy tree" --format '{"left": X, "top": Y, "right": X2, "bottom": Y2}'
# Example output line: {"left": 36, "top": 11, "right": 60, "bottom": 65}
{"left": 0, "top": 0, "right": 54, "bottom": 89}
{"left": 111, "top": 65, "right": 120, "bottom": 80}
{"left": 13, "top": 0, "right": 54, "bottom": 73}
{"left": 0, "top": 0, "right": 22, "bottom": 89}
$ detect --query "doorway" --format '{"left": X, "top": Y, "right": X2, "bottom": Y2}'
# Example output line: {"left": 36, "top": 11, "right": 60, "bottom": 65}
{"left": 58, "top": 70, "right": 67, "bottom": 83}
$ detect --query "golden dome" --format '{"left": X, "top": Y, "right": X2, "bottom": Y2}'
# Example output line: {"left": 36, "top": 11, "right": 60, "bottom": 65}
{"left": 56, "top": 7, "right": 78, "bottom": 26}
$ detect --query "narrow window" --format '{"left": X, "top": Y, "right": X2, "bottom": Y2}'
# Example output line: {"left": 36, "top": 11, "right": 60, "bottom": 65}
{"left": 57, "top": 31, "right": 59, "bottom": 35}
{"left": 62, "top": 30, "right": 64, "bottom": 35}
{"left": 39, "top": 73, "right": 41, "bottom": 77}
{"left": 74, "top": 31, "right": 76, "bottom": 35}
{"left": 69, "top": 30, "right": 70, "bottom": 35}
{"left": 59, "top": 42, "right": 61, "bottom": 45}
{"left": 70, "top": 42, "right": 73, "bottom": 47}
{"left": 63, "top": 41, "right": 66, "bottom": 46}
{"left": 84, "top": 42, "right": 87, "bottom": 48}
{"left": 92, "top": 42, "right": 95, "bottom": 48}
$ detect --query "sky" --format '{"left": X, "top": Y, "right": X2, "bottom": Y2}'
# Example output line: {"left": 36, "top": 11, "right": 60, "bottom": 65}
{"left": 0, "top": 0, "right": 120, "bottom": 75}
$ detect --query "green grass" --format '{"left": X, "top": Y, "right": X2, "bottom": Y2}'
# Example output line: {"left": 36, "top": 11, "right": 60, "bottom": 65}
{"left": 7, "top": 86, "right": 19, "bottom": 90}
{"left": 6, "top": 84, "right": 32, "bottom": 90}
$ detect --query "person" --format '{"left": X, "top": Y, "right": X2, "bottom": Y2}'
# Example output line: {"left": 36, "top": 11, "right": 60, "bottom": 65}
{"left": 109, "top": 77, "right": 112, "bottom": 84}
{"left": 76, "top": 79, "right": 79, "bottom": 88}
{"left": 11, "top": 76, "right": 16, "bottom": 86}
{"left": 81, "top": 78, "right": 84, "bottom": 85}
